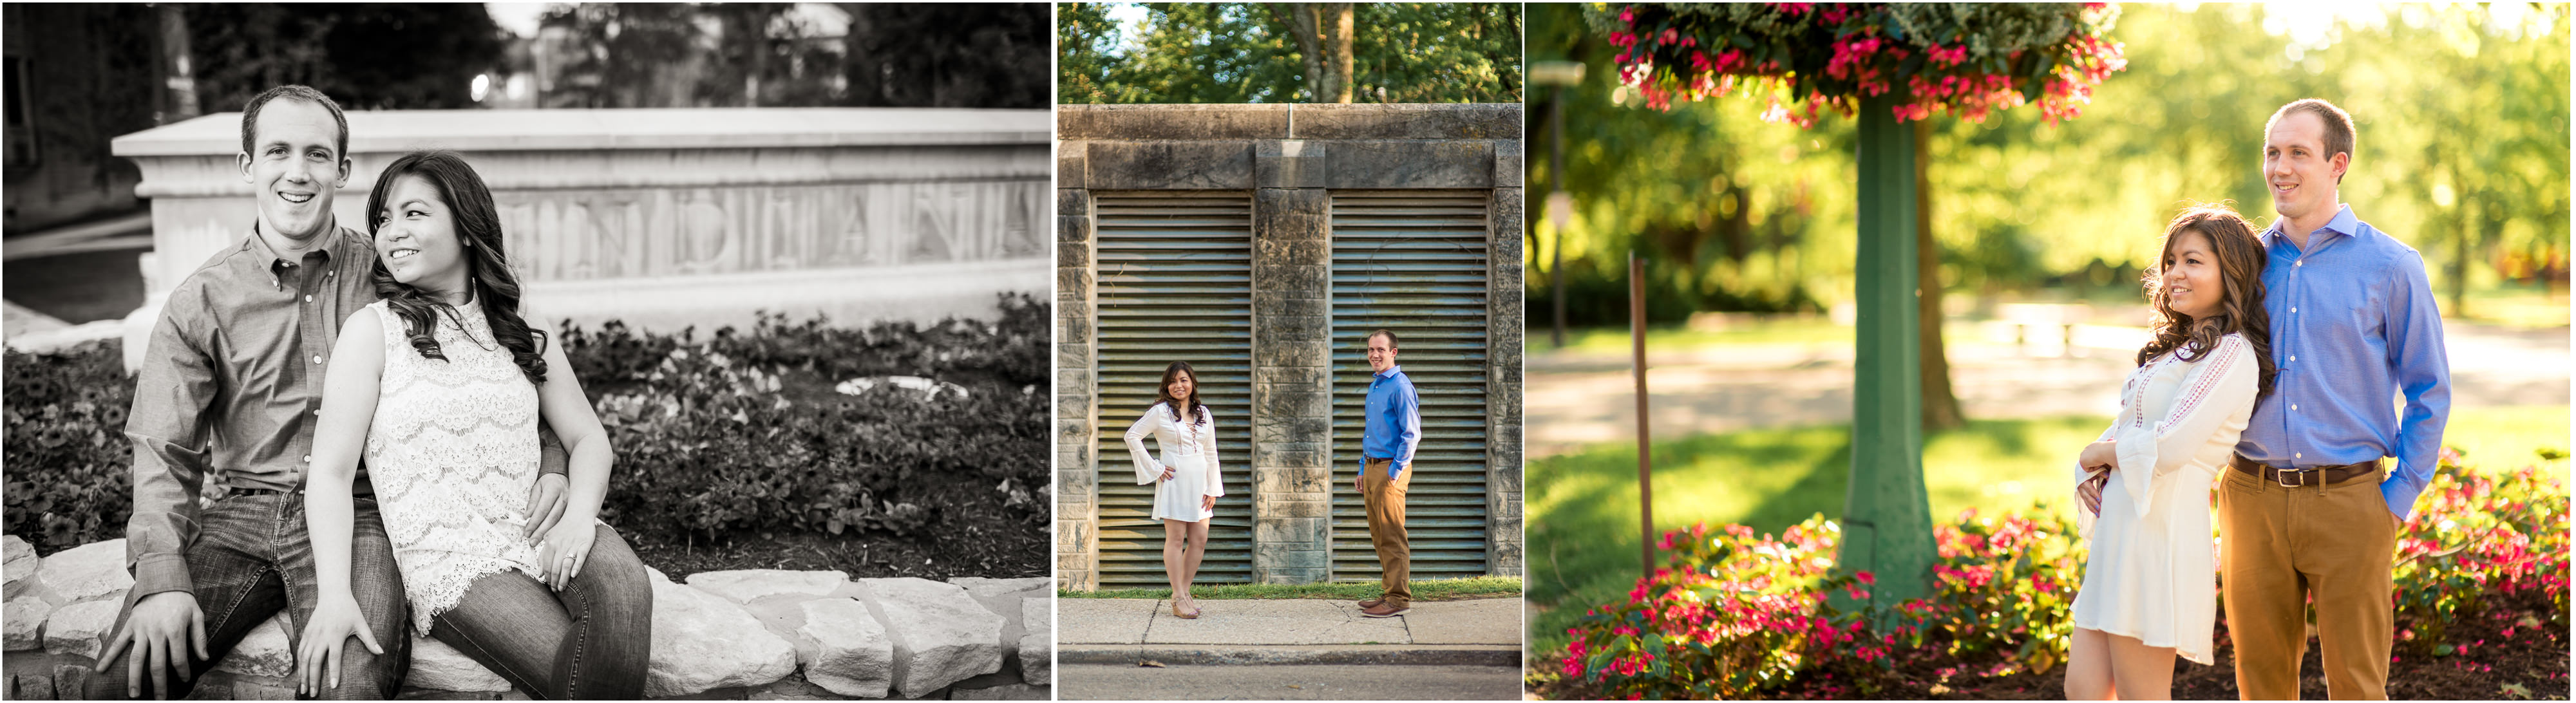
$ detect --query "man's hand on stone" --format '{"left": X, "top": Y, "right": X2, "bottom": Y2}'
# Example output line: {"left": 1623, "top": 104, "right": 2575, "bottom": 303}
{"left": 96, "top": 590, "right": 209, "bottom": 699}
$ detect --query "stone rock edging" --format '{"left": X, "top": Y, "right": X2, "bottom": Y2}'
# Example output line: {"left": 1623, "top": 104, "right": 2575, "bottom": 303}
{"left": 0, "top": 536, "right": 1052, "bottom": 700}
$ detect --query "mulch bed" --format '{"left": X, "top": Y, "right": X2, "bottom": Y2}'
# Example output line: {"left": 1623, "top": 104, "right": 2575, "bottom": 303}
{"left": 626, "top": 476, "right": 1046, "bottom": 582}
{"left": 1534, "top": 589, "right": 2569, "bottom": 700}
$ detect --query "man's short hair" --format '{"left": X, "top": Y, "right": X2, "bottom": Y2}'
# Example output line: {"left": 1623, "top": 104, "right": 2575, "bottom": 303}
{"left": 2266, "top": 98, "right": 2355, "bottom": 182}
{"left": 240, "top": 85, "right": 350, "bottom": 161}
{"left": 1366, "top": 329, "right": 1398, "bottom": 349}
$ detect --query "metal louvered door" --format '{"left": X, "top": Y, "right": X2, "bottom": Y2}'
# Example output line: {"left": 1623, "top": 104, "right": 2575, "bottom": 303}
{"left": 1327, "top": 191, "right": 1492, "bottom": 583}
{"left": 1092, "top": 192, "right": 1256, "bottom": 587}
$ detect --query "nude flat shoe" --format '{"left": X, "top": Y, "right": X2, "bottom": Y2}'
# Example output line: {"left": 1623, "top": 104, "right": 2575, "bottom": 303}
{"left": 1172, "top": 601, "right": 1198, "bottom": 619}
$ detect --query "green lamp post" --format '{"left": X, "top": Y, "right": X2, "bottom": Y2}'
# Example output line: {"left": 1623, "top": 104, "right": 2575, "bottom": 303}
{"left": 1844, "top": 91, "right": 1937, "bottom": 609}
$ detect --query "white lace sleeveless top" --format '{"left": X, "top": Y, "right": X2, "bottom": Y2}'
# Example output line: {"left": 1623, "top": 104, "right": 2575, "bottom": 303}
{"left": 361, "top": 299, "right": 544, "bottom": 635}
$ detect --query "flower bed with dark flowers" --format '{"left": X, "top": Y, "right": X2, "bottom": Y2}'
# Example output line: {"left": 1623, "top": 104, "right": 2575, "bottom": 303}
{"left": 1537, "top": 447, "right": 2569, "bottom": 700}
{"left": 3, "top": 294, "right": 1049, "bottom": 580}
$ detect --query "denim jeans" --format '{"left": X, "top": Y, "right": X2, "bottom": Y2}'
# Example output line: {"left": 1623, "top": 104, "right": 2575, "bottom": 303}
{"left": 88, "top": 492, "right": 411, "bottom": 700}
{"left": 426, "top": 524, "right": 652, "bottom": 700}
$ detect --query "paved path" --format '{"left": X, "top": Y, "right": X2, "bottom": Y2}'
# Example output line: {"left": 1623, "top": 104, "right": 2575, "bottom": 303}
{"left": 1057, "top": 597, "right": 1521, "bottom": 648}
{"left": 1059, "top": 663, "right": 1523, "bottom": 700}
{"left": 1056, "top": 597, "right": 1524, "bottom": 699}
{"left": 1527, "top": 320, "right": 2570, "bottom": 458}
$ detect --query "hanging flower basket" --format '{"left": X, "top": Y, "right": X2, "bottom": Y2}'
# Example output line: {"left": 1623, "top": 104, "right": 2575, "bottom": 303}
{"left": 1584, "top": 3, "right": 2128, "bottom": 126}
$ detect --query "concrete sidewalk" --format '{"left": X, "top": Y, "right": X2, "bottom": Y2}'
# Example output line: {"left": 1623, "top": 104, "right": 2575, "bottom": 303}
{"left": 1056, "top": 597, "right": 1523, "bottom": 666}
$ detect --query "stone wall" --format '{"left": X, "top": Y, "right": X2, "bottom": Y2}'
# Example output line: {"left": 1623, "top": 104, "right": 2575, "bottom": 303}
{"left": 2, "top": 537, "right": 1050, "bottom": 700}
{"left": 1054, "top": 104, "right": 1526, "bottom": 590}
{"left": 106, "top": 108, "right": 1052, "bottom": 335}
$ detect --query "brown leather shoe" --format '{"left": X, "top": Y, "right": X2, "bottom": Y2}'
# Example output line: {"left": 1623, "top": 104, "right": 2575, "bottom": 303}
{"left": 1358, "top": 596, "right": 1386, "bottom": 609}
{"left": 1361, "top": 601, "right": 1409, "bottom": 618}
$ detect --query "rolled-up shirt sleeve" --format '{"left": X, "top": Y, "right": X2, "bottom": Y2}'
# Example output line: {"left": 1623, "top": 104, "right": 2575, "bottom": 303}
{"left": 2382, "top": 257, "right": 2452, "bottom": 520}
{"left": 1391, "top": 378, "right": 1422, "bottom": 475}
{"left": 124, "top": 301, "right": 218, "bottom": 599}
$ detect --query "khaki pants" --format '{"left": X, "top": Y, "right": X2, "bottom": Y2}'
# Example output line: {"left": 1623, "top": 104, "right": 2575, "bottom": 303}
{"left": 2217, "top": 462, "right": 2398, "bottom": 700}
{"left": 1361, "top": 457, "right": 1413, "bottom": 606}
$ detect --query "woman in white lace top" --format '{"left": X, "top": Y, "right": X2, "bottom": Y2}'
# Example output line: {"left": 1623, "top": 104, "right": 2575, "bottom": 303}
{"left": 2064, "top": 206, "right": 2277, "bottom": 700}
{"left": 1124, "top": 361, "right": 1224, "bottom": 619}
{"left": 296, "top": 151, "right": 651, "bottom": 698}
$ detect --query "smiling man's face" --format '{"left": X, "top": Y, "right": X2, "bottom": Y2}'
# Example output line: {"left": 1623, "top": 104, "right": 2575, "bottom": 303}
{"left": 238, "top": 97, "right": 350, "bottom": 243}
{"left": 1366, "top": 333, "right": 1397, "bottom": 373}
{"left": 2262, "top": 109, "right": 2345, "bottom": 225}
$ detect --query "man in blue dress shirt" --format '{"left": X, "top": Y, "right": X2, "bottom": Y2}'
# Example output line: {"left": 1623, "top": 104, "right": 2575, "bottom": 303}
{"left": 2219, "top": 98, "right": 2451, "bottom": 700}
{"left": 1355, "top": 329, "right": 1422, "bottom": 618}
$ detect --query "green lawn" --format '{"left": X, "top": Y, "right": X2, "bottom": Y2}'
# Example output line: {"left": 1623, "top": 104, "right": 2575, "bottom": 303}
{"left": 2453, "top": 286, "right": 2571, "bottom": 328}
{"left": 1525, "top": 406, "right": 2571, "bottom": 658}
{"left": 1060, "top": 575, "right": 1521, "bottom": 601}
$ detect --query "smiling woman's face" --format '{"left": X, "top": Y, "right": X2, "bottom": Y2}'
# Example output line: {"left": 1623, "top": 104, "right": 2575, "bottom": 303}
{"left": 374, "top": 173, "right": 470, "bottom": 295}
{"left": 1166, "top": 370, "right": 1194, "bottom": 400}
{"left": 2161, "top": 229, "right": 2226, "bottom": 321}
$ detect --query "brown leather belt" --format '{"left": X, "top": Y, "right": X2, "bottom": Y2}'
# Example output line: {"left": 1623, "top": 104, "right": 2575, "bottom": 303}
{"left": 2230, "top": 454, "right": 2379, "bottom": 487}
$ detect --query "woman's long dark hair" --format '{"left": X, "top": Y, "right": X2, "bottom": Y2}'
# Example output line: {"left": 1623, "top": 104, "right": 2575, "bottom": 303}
{"left": 1151, "top": 361, "right": 1208, "bottom": 427}
{"left": 364, "top": 150, "right": 547, "bottom": 384}
{"left": 2137, "top": 205, "right": 2276, "bottom": 397}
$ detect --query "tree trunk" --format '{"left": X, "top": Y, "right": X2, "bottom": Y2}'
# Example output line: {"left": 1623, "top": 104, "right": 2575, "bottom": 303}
{"left": 1916, "top": 118, "right": 1965, "bottom": 432}
{"left": 156, "top": 4, "right": 198, "bottom": 122}
{"left": 1273, "top": 4, "right": 1354, "bottom": 103}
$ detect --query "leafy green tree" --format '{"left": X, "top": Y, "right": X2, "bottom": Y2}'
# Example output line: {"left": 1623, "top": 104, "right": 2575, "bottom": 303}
{"left": 536, "top": 3, "right": 1045, "bottom": 109}
{"left": 185, "top": 3, "right": 507, "bottom": 111}
{"left": 1057, "top": 3, "right": 1520, "bottom": 104}
{"left": 841, "top": 3, "right": 1050, "bottom": 108}
{"left": 1532, "top": 3, "right": 2568, "bottom": 326}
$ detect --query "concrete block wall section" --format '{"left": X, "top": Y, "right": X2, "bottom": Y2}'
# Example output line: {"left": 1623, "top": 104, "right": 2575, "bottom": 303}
{"left": 1055, "top": 156, "right": 1101, "bottom": 592}
{"left": 1251, "top": 186, "right": 1336, "bottom": 585}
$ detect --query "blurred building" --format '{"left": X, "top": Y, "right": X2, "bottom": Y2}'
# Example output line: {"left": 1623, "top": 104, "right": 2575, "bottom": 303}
{"left": 1, "top": 4, "right": 173, "bottom": 236}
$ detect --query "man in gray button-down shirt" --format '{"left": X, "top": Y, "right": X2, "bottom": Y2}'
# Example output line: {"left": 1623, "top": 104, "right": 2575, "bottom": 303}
{"left": 90, "top": 85, "right": 571, "bottom": 700}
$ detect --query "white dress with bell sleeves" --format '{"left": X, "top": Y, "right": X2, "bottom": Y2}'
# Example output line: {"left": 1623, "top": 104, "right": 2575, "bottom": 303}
{"left": 2069, "top": 332, "right": 2259, "bottom": 665}
{"left": 1124, "top": 402, "right": 1223, "bottom": 522}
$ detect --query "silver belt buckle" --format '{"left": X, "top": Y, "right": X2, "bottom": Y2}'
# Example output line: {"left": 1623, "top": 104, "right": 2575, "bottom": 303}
{"left": 2276, "top": 468, "right": 2311, "bottom": 488}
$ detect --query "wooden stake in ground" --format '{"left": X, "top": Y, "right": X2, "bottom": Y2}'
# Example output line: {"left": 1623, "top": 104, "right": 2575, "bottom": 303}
{"left": 1631, "top": 252, "right": 1654, "bottom": 578}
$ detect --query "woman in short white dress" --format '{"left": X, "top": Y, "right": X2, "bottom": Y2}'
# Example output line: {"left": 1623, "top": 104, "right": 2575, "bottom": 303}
{"left": 296, "top": 151, "right": 651, "bottom": 699}
{"left": 1124, "top": 361, "right": 1224, "bottom": 619}
{"left": 2065, "top": 205, "right": 2277, "bottom": 700}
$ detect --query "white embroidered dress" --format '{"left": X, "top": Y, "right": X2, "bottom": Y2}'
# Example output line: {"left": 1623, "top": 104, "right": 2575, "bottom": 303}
{"left": 2069, "top": 332, "right": 2259, "bottom": 665}
{"left": 1124, "top": 402, "right": 1222, "bottom": 522}
{"left": 361, "top": 299, "right": 545, "bottom": 635}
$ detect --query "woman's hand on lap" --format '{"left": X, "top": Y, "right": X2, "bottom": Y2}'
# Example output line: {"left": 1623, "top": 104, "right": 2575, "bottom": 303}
{"left": 536, "top": 520, "right": 597, "bottom": 590}
{"left": 293, "top": 593, "right": 383, "bottom": 697}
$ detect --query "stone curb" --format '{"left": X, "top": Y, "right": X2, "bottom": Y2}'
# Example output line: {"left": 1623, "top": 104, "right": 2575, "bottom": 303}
{"left": 1, "top": 536, "right": 1052, "bottom": 700}
{"left": 1056, "top": 644, "right": 1522, "bottom": 667}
